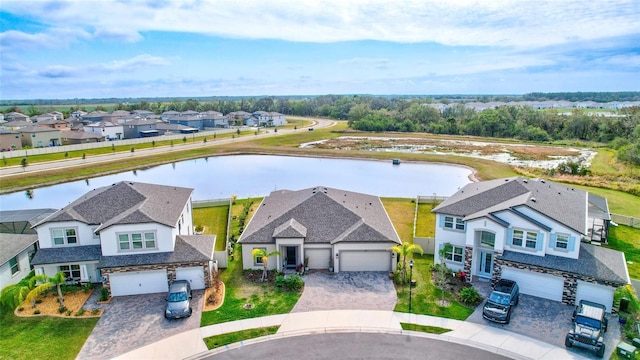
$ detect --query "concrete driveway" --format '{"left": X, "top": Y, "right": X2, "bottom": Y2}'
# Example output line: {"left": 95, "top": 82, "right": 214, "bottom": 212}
{"left": 291, "top": 272, "right": 397, "bottom": 313}
{"left": 76, "top": 291, "right": 203, "bottom": 360}
{"left": 466, "top": 292, "right": 621, "bottom": 359}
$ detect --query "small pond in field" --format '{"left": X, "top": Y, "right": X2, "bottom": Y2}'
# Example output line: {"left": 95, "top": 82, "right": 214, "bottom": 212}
{"left": 1, "top": 155, "right": 473, "bottom": 210}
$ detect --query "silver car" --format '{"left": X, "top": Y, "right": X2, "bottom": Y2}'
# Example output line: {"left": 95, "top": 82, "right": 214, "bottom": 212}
{"left": 165, "top": 280, "right": 192, "bottom": 319}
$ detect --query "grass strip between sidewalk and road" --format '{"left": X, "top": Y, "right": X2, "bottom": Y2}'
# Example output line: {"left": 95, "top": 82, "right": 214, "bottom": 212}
{"left": 203, "top": 326, "right": 280, "bottom": 350}
{"left": 400, "top": 322, "right": 451, "bottom": 334}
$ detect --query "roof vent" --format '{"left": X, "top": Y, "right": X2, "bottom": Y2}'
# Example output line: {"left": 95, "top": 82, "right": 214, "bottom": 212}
{"left": 523, "top": 179, "right": 528, "bottom": 183}
{"left": 541, "top": 179, "right": 546, "bottom": 183}
{"left": 531, "top": 197, "right": 536, "bottom": 202}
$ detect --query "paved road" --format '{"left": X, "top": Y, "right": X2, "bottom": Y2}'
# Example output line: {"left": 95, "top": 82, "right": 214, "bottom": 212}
{"left": 199, "top": 332, "right": 511, "bottom": 360}
{"left": 0, "top": 118, "right": 336, "bottom": 178}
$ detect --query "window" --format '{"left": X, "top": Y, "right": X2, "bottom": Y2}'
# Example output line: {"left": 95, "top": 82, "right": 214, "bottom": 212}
{"left": 9, "top": 257, "right": 19, "bottom": 275}
{"left": 51, "top": 228, "right": 78, "bottom": 246}
{"left": 444, "top": 246, "right": 464, "bottom": 263}
{"left": 512, "top": 229, "right": 538, "bottom": 249}
{"left": 253, "top": 247, "right": 266, "bottom": 266}
{"left": 480, "top": 231, "right": 495, "bottom": 247}
{"left": 118, "top": 232, "right": 156, "bottom": 251}
{"left": 555, "top": 234, "right": 569, "bottom": 249}
{"left": 443, "top": 216, "right": 465, "bottom": 231}
{"left": 59, "top": 265, "right": 81, "bottom": 280}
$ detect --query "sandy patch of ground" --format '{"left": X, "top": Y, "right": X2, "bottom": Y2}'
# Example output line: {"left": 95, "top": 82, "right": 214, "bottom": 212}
{"left": 15, "top": 289, "right": 102, "bottom": 318}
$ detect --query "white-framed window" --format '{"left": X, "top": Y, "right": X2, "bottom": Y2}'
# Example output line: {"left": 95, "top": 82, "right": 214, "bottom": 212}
{"left": 253, "top": 247, "right": 266, "bottom": 266}
{"left": 9, "top": 257, "right": 19, "bottom": 275}
{"left": 51, "top": 228, "right": 78, "bottom": 246}
{"left": 59, "top": 264, "right": 81, "bottom": 280}
{"left": 480, "top": 231, "right": 495, "bottom": 247}
{"left": 117, "top": 231, "right": 157, "bottom": 251}
{"left": 443, "top": 245, "right": 464, "bottom": 263}
{"left": 512, "top": 229, "right": 538, "bottom": 249}
{"left": 443, "top": 216, "right": 465, "bottom": 231}
{"left": 555, "top": 234, "right": 569, "bottom": 249}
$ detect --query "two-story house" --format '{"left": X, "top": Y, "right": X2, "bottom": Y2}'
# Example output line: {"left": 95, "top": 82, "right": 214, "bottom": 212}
{"left": 432, "top": 177, "right": 628, "bottom": 312}
{"left": 83, "top": 121, "right": 124, "bottom": 140}
{"left": 30, "top": 181, "right": 215, "bottom": 297}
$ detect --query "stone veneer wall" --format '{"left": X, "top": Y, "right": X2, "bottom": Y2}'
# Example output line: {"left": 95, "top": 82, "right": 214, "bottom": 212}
{"left": 101, "top": 261, "right": 210, "bottom": 295}
{"left": 492, "top": 257, "right": 623, "bottom": 306}
{"left": 463, "top": 246, "right": 473, "bottom": 282}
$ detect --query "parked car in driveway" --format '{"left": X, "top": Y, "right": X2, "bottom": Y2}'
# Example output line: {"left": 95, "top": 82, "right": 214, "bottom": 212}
{"left": 165, "top": 280, "right": 192, "bottom": 319}
{"left": 565, "top": 300, "right": 608, "bottom": 358}
{"left": 482, "top": 279, "right": 520, "bottom": 324}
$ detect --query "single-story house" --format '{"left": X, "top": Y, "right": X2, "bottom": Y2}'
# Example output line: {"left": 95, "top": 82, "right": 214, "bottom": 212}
{"left": 30, "top": 181, "right": 215, "bottom": 296}
{"left": 0, "top": 233, "right": 38, "bottom": 289}
{"left": 238, "top": 186, "right": 401, "bottom": 272}
{"left": 432, "top": 177, "right": 629, "bottom": 312}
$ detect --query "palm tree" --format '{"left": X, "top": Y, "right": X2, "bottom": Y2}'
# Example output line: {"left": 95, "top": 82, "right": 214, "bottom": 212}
{"left": 251, "top": 248, "right": 281, "bottom": 282}
{"left": 26, "top": 272, "right": 67, "bottom": 308}
{"left": 1, "top": 282, "right": 33, "bottom": 309}
{"left": 389, "top": 242, "right": 424, "bottom": 283}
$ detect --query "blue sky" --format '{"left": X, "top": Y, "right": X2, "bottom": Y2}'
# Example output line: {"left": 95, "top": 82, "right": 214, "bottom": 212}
{"left": 1, "top": 0, "right": 639, "bottom": 100}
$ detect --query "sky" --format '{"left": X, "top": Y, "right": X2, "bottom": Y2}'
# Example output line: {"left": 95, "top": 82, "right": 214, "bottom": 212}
{"left": 0, "top": 0, "right": 639, "bottom": 100}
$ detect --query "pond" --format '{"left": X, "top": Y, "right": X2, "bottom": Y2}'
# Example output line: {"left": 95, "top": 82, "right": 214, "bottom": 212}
{"left": 1, "top": 155, "right": 473, "bottom": 210}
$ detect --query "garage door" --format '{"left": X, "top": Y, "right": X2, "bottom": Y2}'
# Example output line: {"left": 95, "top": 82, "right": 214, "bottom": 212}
{"left": 340, "top": 251, "right": 391, "bottom": 272}
{"left": 305, "top": 249, "right": 331, "bottom": 269}
{"left": 109, "top": 269, "right": 168, "bottom": 297}
{"left": 501, "top": 267, "right": 564, "bottom": 301}
{"left": 176, "top": 266, "right": 206, "bottom": 290}
{"left": 576, "top": 280, "right": 614, "bottom": 312}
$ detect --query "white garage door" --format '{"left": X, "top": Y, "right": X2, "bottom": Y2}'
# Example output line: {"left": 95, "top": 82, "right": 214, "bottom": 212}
{"left": 501, "top": 267, "right": 564, "bottom": 301}
{"left": 305, "top": 249, "right": 331, "bottom": 269}
{"left": 176, "top": 266, "right": 206, "bottom": 290}
{"left": 109, "top": 269, "right": 168, "bottom": 297}
{"left": 576, "top": 280, "right": 614, "bottom": 312}
{"left": 340, "top": 251, "right": 391, "bottom": 272}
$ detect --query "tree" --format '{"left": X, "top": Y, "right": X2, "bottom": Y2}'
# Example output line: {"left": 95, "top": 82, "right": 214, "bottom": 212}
{"left": 20, "top": 157, "right": 27, "bottom": 171}
{"left": 251, "top": 248, "right": 281, "bottom": 282}
{"left": 389, "top": 242, "right": 423, "bottom": 284}
{"left": 26, "top": 272, "right": 67, "bottom": 308}
{"left": 0, "top": 272, "right": 35, "bottom": 309}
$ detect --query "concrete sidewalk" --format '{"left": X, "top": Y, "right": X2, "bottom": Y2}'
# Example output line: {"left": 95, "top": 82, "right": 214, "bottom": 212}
{"left": 114, "top": 310, "right": 587, "bottom": 360}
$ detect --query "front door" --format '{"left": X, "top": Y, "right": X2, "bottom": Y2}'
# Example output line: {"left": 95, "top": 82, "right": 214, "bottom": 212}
{"left": 478, "top": 251, "right": 493, "bottom": 278}
{"left": 286, "top": 246, "right": 297, "bottom": 269}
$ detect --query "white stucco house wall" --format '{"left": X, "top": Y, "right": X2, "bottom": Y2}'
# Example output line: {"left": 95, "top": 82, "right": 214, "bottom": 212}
{"left": 0, "top": 234, "right": 38, "bottom": 289}
{"left": 83, "top": 121, "right": 124, "bottom": 140}
{"left": 31, "top": 181, "right": 215, "bottom": 296}
{"left": 432, "top": 177, "right": 629, "bottom": 312}
{"left": 238, "top": 186, "right": 401, "bottom": 273}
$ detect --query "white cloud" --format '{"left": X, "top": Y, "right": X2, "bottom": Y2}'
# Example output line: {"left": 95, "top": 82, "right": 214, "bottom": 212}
{"left": 24, "top": 55, "right": 172, "bottom": 78}
{"left": 93, "top": 54, "right": 171, "bottom": 72}
{"left": 0, "top": 28, "right": 91, "bottom": 51}
{"left": 2, "top": 0, "right": 638, "bottom": 48}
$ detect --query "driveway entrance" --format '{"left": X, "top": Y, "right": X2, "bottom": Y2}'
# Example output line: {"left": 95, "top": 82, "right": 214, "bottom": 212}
{"left": 291, "top": 272, "right": 397, "bottom": 313}
{"left": 76, "top": 291, "right": 203, "bottom": 360}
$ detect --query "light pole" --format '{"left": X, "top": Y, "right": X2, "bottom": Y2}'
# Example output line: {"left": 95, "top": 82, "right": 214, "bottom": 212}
{"left": 409, "top": 259, "right": 414, "bottom": 313}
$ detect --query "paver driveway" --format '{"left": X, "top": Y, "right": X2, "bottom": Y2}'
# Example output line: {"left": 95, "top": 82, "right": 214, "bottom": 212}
{"left": 291, "top": 272, "right": 397, "bottom": 312}
{"left": 76, "top": 291, "right": 203, "bottom": 360}
{"left": 466, "top": 291, "right": 621, "bottom": 360}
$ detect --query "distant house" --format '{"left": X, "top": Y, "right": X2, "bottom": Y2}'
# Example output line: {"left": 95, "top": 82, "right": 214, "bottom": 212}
{"left": 167, "top": 115, "right": 204, "bottom": 130}
{"left": 61, "top": 130, "right": 103, "bottom": 145}
{"left": 202, "top": 114, "right": 230, "bottom": 128}
{"left": 160, "top": 111, "right": 180, "bottom": 121}
{"left": 245, "top": 111, "right": 286, "bottom": 127}
{"left": 0, "top": 234, "right": 38, "bottom": 289}
{"left": 119, "top": 118, "right": 159, "bottom": 138}
{"left": 82, "top": 111, "right": 109, "bottom": 122}
{"left": 83, "top": 121, "right": 124, "bottom": 140}
{"left": 5, "top": 112, "right": 29, "bottom": 122}
{"left": 0, "top": 129, "right": 22, "bottom": 151}
{"left": 30, "top": 181, "right": 215, "bottom": 296}
{"left": 0, "top": 209, "right": 57, "bottom": 234}
{"left": 238, "top": 186, "right": 401, "bottom": 272}
{"left": 155, "top": 122, "right": 198, "bottom": 135}
{"left": 37, "top": 118, "right": 72, "bottom": 131}
{"left": 19, "top": 126, "right": 62, "bottom": 147}
{"left": 432, "top": 177, "right": 628, "bottom": 312}
{"left": 227, "top": 111, "right": 251, "bottom": 126}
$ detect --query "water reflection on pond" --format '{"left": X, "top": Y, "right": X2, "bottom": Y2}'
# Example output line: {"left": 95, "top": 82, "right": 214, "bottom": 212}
{"left": 1, "top": 155, "right": 473, "bottom": 210}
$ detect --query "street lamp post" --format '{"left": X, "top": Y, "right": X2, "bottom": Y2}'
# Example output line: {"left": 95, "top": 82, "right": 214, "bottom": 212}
{"left": 409, "top": 259, "right": 414, "bottom": 313}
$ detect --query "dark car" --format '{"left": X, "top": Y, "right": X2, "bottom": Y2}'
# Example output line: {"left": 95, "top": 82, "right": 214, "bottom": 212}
{"left": 165, "top": 280, "right": 192, "bottom": 319}
{"left": 482, "top": 279, "right": 520, "bottom": 324}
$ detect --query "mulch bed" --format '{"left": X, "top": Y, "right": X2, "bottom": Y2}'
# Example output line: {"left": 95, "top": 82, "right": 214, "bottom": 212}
{"left": 15, "top": 289, "right": 102, "bottom": 318}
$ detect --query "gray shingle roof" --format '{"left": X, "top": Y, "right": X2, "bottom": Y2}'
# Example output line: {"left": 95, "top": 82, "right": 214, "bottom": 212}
{"left": 31, "top": 245, "right": 102, "bottom": 265}
{"left": 35, "top": 182, "right": 193, "bottom": 232}
{"left": 239, "top": 186, "right": 400, "bottom": 245}
{"left": 273, "top": 219, "right": 307, "bottom": 238}
{"left": 99, "top": 235, "right": 214, "bottom": 268}
{"left": 0, "top": 234, "right": 38, "bottom": 266}
{"left": 433, "top": 177, "right": 587, "bottom": 234}
{"left": 500, "top": 243, "right": 629, "bottom": 285}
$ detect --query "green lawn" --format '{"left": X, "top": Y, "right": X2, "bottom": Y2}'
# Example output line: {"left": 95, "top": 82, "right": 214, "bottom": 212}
{"left": 394, "top": 254, "right": 475, "bottom": 320}
{"left": 193, "top": 205, "right": 229, "bottom": 251}
{"left": 415, "top": 203, "right": 437, "bottom": 237}
{"left": 203, "top": 326, "right": 280, "bottom": 350}
{"left": 0, "top": 308, "right": 99, "bottom": 360}
{"left": 606, "top": 225, "right": 640, "bottom": 279}
{"left": 400, "top": 322, "right": 451, "bottom": 334}
{"left": 381, "top": 198, "right": 415, "bottom": 242}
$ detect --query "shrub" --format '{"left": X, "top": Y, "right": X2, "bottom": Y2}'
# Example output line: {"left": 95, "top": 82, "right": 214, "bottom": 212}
{"left": 66, "top": 310, "right": 72, "bottom": 316}
{"left": 33, "top": 310, "right": 40, "bottom": 315}
{"left": 83, "top": 282, "right": 93, "bottom": 292}
{"left": 91, "top": 308, "right": 100, "bottom": 315}
{"left": 99, "top": 287, "right": 109, "bottom": 302}
{"left": 75, "top": 308, "right": 86, "bottom": 316}
{"left": 458, "top": 287, "right": 482, "bottom": 305}
{"left": 58, "top": 306, "right": 67, "bottom": 314}
{"left": 17, "top": 307, "right": 24, "bottom": 312}
{"left": 275, "top": 275, "right": 286, "bottom": 287}
{"left": 284, "top": 275, "right": 304, "bottom": 291}
{"left": 35, "top": 299, "right": 43, "bottom": 304}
